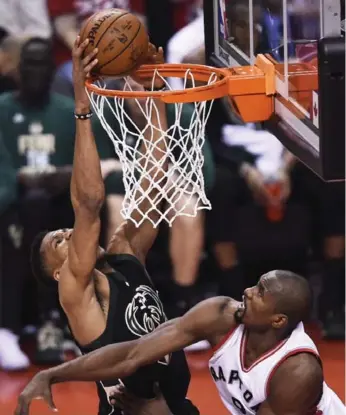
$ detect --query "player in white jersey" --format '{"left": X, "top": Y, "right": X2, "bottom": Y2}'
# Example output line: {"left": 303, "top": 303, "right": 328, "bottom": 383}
{"left": 16, "top": 270, "right": 344, "bottom": 415}
{"left": 209, "top": 322, "right": 343, "bottom": 414}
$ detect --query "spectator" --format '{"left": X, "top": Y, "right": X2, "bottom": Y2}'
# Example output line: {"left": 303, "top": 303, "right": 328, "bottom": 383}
{"left": 0, "top": 37, "right": 121, "bottom": 366}
{"left": 288, "top": 0, "right": 320, "bottom": 40}
{"left": 207, "top": 117, "right": 345, "bottom": 340}
{"left": 145, "top": 0, "right": 200, "bottom": 51}
{"left": 47, "top": 0, "right": 75, "bottom": 67}
{"left": 166, "top": 0, "right": 204, "bottom": 90}
{"left": 0, "top": 0, "right": 51, "bottom": 41}
{"left": 225, "top": 0, "right": 262, "bottom": 57}
{"left": 0, "top": 36, "right": 22, "bottom": 94}
{"left": 207, "top": 124, "right": 286, "bottom": 300}
{"left": 0, "top": 37, "right": 75, "bottom": 366}
{"left": 283, "top": 154, "right": 345, "bottom": 339}
{"left": 0, "top": 133, "right": 29, "bottom": 371}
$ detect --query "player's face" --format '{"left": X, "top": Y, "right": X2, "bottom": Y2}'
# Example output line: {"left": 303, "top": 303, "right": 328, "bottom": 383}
{"left": 236, "top": 273, "right": 278, "bottom": 329}
{"left": 42, "top": 229, "right": 105, "bottom": 281}
{"left": 227, "top": 5, "right": 261, "bottom": 54}
{"left": 42, "top": 229, "right": 73, "bottom": 279}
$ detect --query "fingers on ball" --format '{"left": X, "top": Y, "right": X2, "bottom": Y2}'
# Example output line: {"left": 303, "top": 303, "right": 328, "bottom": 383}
{"left": 82, "top": 48, "right": 98, "bottom": 65}
{"left": 84, "top": 59, "right": 98, "bottom": 74}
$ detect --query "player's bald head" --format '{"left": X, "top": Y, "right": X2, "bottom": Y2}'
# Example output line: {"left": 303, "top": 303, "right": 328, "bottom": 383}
{"left": 262, "top": 270, "right": 312, "bottom": 331}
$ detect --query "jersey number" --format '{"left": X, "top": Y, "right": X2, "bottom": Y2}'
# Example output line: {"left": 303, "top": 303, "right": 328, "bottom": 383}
{"left": 231, "top": 396, "right": 260, "bottom": 414}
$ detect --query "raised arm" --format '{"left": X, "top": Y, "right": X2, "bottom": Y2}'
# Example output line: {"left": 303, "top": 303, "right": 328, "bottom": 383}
{"left": 15, "top": 297, "right": 236, "bottom": 415}
{"left": 108, "top": 45, "right": 168, "bottom": 262}
{"left": 258, "top": 353, "right": 323, "bottom": 415}
{"left": 62, "top": 38, "right": 104, "bottom": 288}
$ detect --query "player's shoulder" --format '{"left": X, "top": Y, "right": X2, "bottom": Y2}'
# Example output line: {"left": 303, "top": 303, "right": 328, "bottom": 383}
{"left": 267, "top": 352, "right": 324, "bottom": 412}
{"left": 271, "top": 352, "right": 323, "bottom": 390}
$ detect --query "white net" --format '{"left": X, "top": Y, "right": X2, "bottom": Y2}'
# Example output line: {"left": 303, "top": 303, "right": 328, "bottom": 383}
{"left": 87, "top": 69, "right": 218, "bottom": 227}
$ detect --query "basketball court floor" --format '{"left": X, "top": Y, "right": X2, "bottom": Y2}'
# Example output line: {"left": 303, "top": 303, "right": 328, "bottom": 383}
{"left": 0, "top": 326, "right": 344, "bottom": 414}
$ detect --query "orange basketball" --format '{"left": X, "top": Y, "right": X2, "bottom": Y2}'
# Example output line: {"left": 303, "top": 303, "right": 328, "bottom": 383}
{"left": 80, "top": 9, "right": 149, "bottom": 76}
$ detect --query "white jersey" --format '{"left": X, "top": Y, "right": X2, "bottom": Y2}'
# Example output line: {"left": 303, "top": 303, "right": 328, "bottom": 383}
{"left": 208, "top": 322, "right": 345, "bottom": 414}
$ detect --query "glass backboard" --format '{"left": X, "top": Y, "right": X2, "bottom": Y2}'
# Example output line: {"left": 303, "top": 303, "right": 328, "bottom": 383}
{"left": 204, "top": 0, "right": 345, "bottom": 181}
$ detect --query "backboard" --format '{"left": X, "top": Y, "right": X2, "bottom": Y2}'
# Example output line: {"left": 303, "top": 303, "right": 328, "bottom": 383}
{"left": 204, "top": 0, "right": 345, "bottom": 181}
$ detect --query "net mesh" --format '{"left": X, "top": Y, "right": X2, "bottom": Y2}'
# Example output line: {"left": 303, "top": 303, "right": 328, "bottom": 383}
{"left": 87, "top": 69, "right": 218, "bottom": 227}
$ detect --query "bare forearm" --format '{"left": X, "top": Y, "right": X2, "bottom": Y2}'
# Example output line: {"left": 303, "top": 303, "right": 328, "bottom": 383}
{"left": 47, "top": 318, "right": 183, "bottom": 384}
{"left": 47, "top": 341, "right": 136, "bottom": 384}
{"left": 71, "top": 117, "right": 105, "bottom": 209}
{"left": 132, "top": 100, "right": 168, "bottom": 219}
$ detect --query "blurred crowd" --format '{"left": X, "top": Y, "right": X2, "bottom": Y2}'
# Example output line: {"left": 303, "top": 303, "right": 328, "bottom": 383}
{"left": 0, "top": 0, "right": 344, "bottom": 373}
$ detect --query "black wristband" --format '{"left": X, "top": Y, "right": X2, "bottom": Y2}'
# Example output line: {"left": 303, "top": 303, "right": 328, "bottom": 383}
{"left": 74, "top": 111, "right": 93, "bottom": 120}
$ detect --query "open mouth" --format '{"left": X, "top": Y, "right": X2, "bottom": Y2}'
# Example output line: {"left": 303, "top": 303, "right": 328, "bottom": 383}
{"left": 237, "top": 296, "right": 246, "bottom": 314}
{"left": 234, "top": 296, "right": 247, "bottom": 323}
{"left": 239, "top": 295, "right": 248, "bottom": 313}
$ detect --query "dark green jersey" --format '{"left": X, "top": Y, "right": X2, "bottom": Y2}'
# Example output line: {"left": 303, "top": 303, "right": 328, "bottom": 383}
{"left": 0, "top": 93, "right": 76, "bottom": 170}
{"left": 0, "top": 132, "right": 17, "bottom": 216}
{"left": 0, "top": 92, "right": 115, "bottom": 170}
{"left": 0, "top": 92, "right": 120, "bottom": 196}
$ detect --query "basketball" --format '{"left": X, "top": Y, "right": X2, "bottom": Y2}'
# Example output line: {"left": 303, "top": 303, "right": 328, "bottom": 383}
{"left": 80, "top": 9, "right": 149, "bottom": 76}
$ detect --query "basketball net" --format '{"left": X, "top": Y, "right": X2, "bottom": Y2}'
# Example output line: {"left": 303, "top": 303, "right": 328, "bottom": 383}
{"left": 87, "top": 69, "right": 218, "bottom": 227}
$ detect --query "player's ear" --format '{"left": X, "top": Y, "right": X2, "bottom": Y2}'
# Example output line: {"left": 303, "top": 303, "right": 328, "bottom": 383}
{"left": 53, "top": 269, "right": 60, "bottom": 282}
{"left": 271, "top": 314, "right": 287, "bottom": 329}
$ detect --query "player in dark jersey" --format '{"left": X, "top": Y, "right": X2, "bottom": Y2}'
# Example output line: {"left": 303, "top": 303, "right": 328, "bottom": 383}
{"left": 26, "top": 37, "right": 198, "bottom": 415}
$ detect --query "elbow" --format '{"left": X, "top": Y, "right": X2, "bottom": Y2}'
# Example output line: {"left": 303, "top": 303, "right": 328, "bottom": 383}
{"left": 72, "top": 189, "right": 105, "bottom": 213}
{"left": 84, "top": 189, "right": 105, "bottom": 210}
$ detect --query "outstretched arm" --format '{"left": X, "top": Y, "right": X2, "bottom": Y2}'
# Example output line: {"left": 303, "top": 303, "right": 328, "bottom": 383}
{"left": 60, "top": 38, "right": 104, "bottom": 302}
{"left": 53, "top": 297, "right": 231, "bottom": 381}
{"left": 15, "top": 297, "right": 236, "bottom": 415}
{"left": 108, "top": 45, "right": 168, "bottom": 262}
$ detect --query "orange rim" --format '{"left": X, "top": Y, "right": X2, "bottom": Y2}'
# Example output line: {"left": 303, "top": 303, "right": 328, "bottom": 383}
{"left": 85, "top": 63, "right": 230, "bottom": 103}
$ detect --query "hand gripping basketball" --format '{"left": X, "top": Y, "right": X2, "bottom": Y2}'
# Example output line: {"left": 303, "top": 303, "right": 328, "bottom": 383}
{"left": 72, "top": 36, "right": 99, "bottom": 111}
{"left": 130, "top": 43, "right": 165, "bottom": 90}
{"left": 79, "top": 9, "right": 149, "bottom": 76}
